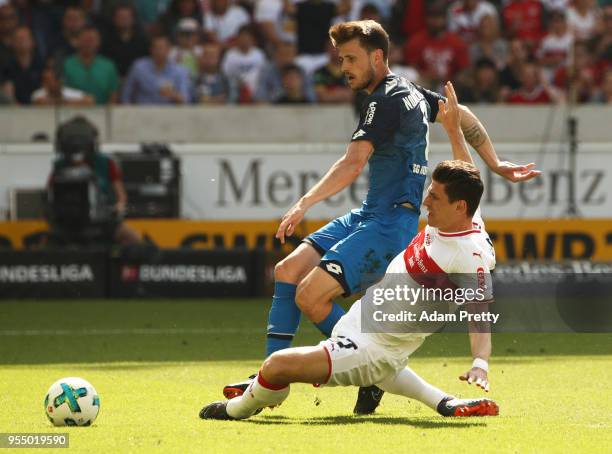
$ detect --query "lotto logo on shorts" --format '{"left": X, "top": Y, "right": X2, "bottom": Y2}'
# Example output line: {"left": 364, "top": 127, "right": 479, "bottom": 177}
{"left": 325, "top": 262, "right": 343, "bottom": 275}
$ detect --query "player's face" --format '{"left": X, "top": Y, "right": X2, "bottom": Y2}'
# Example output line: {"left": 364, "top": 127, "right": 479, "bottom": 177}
{"left": 337, "top": 39, "right": 376, "bottom": 91}
{"left": 423, "top": 181, "right": 461, "bottom": 229}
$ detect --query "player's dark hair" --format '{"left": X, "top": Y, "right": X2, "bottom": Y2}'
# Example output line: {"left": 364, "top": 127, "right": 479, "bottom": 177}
{"left": 432, "top": 160, "right": 484, "bottom": 217}
{"left": 329, "top": 20, "right": 389, "bottom": 61}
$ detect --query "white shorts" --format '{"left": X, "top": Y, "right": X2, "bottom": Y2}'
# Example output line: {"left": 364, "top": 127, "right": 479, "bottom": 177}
{"left": 318, "top": 308, "right": 426, "bottom": 387}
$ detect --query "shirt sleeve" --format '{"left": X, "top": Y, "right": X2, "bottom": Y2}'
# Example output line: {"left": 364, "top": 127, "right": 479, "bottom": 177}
{"left": 350, "top": 94, "right": 399, "bottom": 147}
{"left": 450, "top": 246, "right": 494, "bottom": 304}
{"left": 414, "top": 84, "right": 446, "bottom": 122}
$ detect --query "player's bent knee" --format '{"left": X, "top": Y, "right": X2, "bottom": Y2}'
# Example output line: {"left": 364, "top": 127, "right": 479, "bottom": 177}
{"left": 261, "top": 352, "right": 296, "bottom": 384}
{"left": 274, "top": 258, "right": 301, "bottom": 284}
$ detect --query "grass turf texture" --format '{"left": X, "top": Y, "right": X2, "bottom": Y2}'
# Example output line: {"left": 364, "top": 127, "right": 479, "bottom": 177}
{"left": 0, "top": 299, "right": 610, "bottom": 454}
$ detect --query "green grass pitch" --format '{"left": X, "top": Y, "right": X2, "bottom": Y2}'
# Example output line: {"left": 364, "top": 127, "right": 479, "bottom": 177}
{"left": 0, "top": 299, "right": 611, "bottom": 453}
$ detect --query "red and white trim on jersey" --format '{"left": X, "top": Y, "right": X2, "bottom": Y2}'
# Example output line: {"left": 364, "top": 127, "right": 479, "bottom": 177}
{"left": 313, "top": 345, "right": 333, "bottom": 388}
{"left": 438, "top": 229, "right": 481, "bottom": 237}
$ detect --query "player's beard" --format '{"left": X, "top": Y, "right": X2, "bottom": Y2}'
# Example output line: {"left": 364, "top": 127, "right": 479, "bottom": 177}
{"left": 354, "top": 64, "right": 376, "bottom": 91}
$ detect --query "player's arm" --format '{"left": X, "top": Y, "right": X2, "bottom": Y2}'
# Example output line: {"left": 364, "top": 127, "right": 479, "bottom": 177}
{"left": 460, "top": 302, "right": 492, "bottom": 392}
{"left": 437, "top": 82, "right": 474, "bottom": 165}
{"left": 433, "top": 87, "right": 540, "bottom": 183}
{"left": 275, "top": 140, "right": 373, "bottom": 243}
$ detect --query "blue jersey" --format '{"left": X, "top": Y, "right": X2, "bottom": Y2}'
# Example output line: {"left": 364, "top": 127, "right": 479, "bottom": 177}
{"left": 351, "top": 74, "right": 445, "bottom": 216}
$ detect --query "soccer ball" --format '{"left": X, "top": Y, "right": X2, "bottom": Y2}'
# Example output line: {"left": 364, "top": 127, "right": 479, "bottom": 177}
{"left": 44, "top": 377, "right": 100, "bottom": 426}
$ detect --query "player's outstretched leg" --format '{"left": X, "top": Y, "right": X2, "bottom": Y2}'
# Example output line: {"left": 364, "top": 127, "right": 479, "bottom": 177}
{"left": 204, "top": 346, "right": 330, "bottom": 421}
{"left": 378, "top": 367, "right": 499, "bottom": 417}
{"left": 221, "top": 245, "right": 322, "bottom": 399}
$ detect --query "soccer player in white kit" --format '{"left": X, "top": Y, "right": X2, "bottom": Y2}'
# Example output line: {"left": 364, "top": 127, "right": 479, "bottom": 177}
{"left": 199, "top": 82, "right": 540, "bottom": 420}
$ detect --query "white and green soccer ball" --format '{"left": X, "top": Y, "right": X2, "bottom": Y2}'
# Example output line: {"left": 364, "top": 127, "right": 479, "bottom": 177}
{"left": 44, "top": 377, "right": 100, "bottom": 426}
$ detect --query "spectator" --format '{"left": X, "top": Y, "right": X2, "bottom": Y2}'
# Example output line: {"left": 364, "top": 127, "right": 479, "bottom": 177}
{"left": 0, "top": 3, "right": 18, "bottom": 70}
{"left": 502, "top": 0, "right": 545, "bottom": 48}
{"left": 312, "top": 39, "right": 353, "bottom": 103}
{"left": 32, "top": 61, "right": 94, "bottom": 105}
{"left": 221, "top": 25, "right": 267, "bottom": 103}
{"left": 203, "top": 0, "right": 250, "bottom": 46}
{"left": 255, "top": 40, "right": 315, "bottom": 102}
{"left": 134, "top": 0, "right": 172, "bottom": 31}
{"left": 470, "top": 14, "right": 508, "bottom": 69}
{"left": 448, "top": 0, "right": 498, "bottom": 45}
{"left": 274, "top": 63, "right": 311, "bottom": 104}
{"left": 159, "top": 0, "right": 204, "bottom": 37}
{"left": 169, "top": 17, "right": 202, "bottom": 78}
{"left": 12, "top": 0, "right": 63, "bottom": 60}
{"left": 591, "top": 68, "right": 612, "bottom": 102}
{"left": 254, "top": 0, "right": 297, "bottom": 50}
{"left": 456, "top": 57, "right": 500, "bottom": 103}
{"left": 3, "top": 26, "right": 43, "bottom": 104}
{"left": 349, "top": 1, "right": 392, "bottom": 22}
{"left": 357, "top": 3, "right": 383, "bottom": 23}
{"left": 499, "top": 38, "right": 530, "bottom": 97}
{"left": 388, "top": 41, "right": 419, "bottom": 83}
{"left": 537, "top": 10, "right": 573, "bottom": 82}
{"left": 541, "top": 0, "right": 570, "bottom": 13}
{"left": 399, "top": 0, "right": 427, "bottom": 38}
{"left": 595, "top": 5, "right": 612, "bottom": 60}
{"left": 506, "top": 62, "right": 562, "bottom": 103}
{"left": 567, "top": 0, "right": 601, "bottom": 42}
{"left": 553, "top": 42, "right": 600, "bottom": 102}
{"left": 101, "top": 3, "right": 149, "bottom": 78}
{"left": 48, "top": 6, "right": 86, "bottom": 70}
{"left": 404, "top": 1, "right": 470, "bottom": 89}
{"left": 77, "top": 0, "right": 110, "bottom": 38}
{"left": 63, "top": 26, "right": 119, "bottom": 104}
{"left": 194, "top": 41, "right": 228, "bottom": 104}
{"left": 122, "top": 35, "right": 191, "bottom": 104}
{"left": 292, "top": 0, "right": 350, "bottom": 62}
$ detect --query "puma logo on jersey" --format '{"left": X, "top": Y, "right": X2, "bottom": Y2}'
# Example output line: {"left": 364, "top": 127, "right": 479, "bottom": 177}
{"left": 473, "top": 252, "right": 482, "bottom": 258}
{"left": 352, "top": 129, "right": 366, "bottom": 139}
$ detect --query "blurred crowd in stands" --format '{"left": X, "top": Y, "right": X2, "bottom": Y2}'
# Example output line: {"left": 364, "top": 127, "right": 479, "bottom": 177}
{"left": 1, "top": 0, "right": 612, "bottom": 106}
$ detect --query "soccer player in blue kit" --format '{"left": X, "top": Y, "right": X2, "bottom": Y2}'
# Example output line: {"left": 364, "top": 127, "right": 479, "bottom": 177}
{"left": 222, "top": 20, "right": 540, "bottom": 414}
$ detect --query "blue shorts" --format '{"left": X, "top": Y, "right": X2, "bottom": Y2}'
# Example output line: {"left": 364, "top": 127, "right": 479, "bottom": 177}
{"left": 304, "top": 208, "right": 419, "bottom": 296}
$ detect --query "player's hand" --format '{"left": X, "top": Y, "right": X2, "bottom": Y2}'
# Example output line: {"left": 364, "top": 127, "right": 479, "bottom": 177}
{"left": 494, "top": 161, "right": 541, "bottom": 182}
{"left": 437, "top": 81, "right": 461, "bottom": 133}
{"left": 276, "top": 203, "right": 306, "bottom": 244}
{"left": 459, "top": 367, "right": 490, "bottom": 392}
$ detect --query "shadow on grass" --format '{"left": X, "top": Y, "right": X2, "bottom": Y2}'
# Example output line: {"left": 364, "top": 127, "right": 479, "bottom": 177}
{"left": 242, "top": 414, "right": 486, "bottom": 428}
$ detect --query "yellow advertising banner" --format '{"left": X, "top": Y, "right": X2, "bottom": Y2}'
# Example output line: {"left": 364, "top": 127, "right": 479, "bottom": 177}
{"left": 0, "top": 219, "right": 611, "bottom": 262}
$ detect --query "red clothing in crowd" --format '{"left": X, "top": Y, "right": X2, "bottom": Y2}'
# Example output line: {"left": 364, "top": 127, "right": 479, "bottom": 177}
{"left": 402, "top": 0, "right": 427, "bottom": 37}
{"left": 502, "top": 0, "right": 544, "bottom": 43}
{"left": 507, "top": 86, "right": 552, "bottom": 103}
{"left": 404, "top": 31, "right": 469, "bottom": 81}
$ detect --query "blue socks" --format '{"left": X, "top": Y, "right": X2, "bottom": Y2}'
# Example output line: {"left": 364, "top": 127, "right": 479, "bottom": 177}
{"left": 314, "top": 303, "right": 345, "bottom": 338}
{"left": 266, "top": 282, "right": 300, "bottom": 357}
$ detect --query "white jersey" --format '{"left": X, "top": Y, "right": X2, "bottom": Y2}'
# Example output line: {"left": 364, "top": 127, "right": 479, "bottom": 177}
{"left": 340, "top": 210, "right": 495, "bottom": 350}
{"left": 322, "top": 211, "right": 496, "bottom": 387}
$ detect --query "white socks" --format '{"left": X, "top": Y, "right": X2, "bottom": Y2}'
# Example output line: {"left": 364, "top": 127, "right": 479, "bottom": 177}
{"left": 378, "top": 367, "right": 448, "bottom": 410}
{"left": 226, "top": 372, "right": 290, "bottom": 419}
